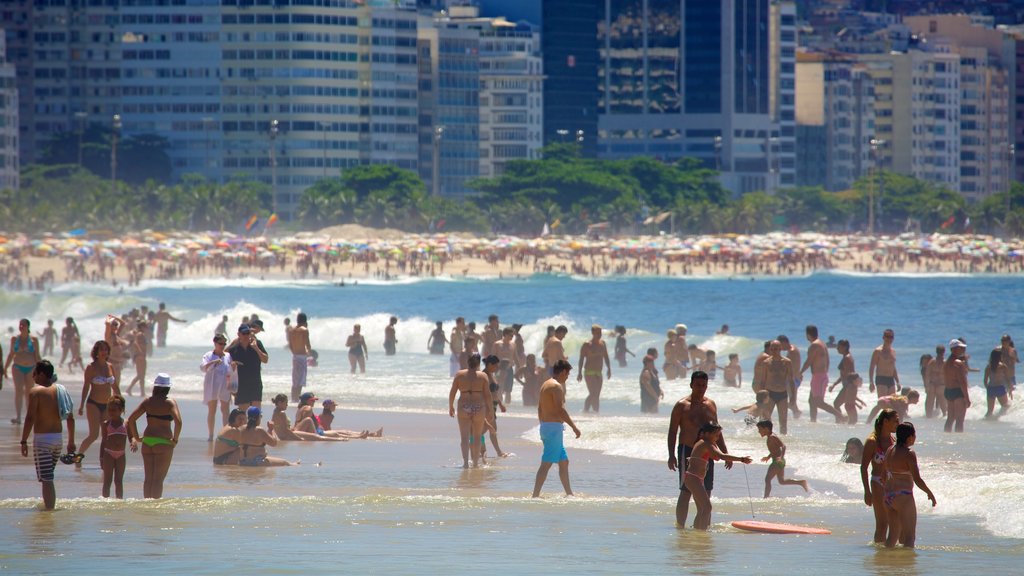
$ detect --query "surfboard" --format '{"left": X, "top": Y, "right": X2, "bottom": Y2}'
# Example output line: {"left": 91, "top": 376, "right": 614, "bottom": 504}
{"left": 731, "top": 520, "right": 831, "bottom": 535}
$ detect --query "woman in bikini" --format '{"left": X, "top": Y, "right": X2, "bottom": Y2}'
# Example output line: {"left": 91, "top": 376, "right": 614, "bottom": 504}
{"left": 346, "top": 324, "right": 367, "bottom": 374}
{"left": 237, "top": 406, "right": 294, "bottom": 467}
{"left": 860, "top": 407, "right": 899, "bottom": 544}
{"left": 983, "top": 348, "right": 1011, "bottom": 419}
{"left": 448, "top": 353, "right": 493, "bottom": 468}
{"left": 267, "top": 394, "right": 346, "bottom": 442}
{"left": 882, "top": 422, "right": 936, "bottom": 548}
{"left": 78, "top": 340, "right": 120, "bottom": 466}
{"left": 682, "top": 422, "right": 752, "bottom": 530}
{"left": 104, "top": 316, "right": 130, "bottom": 392}
{"left": 99, "top": 395, "right": 128, "bottom": 498}
{"left": 4, "top": 318, "right": 41, "bottom": 425}
{"left": 127, "top": 373, "right": 182, "bottom": 498}
{"left": 125, "top": 326, "right": 148, "bottom": 396}
{"left": 213, "top": 409, "right": 246, "bottom": 465}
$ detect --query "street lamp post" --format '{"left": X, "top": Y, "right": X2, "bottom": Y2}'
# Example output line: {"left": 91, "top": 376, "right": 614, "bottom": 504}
{"left": 269, "top": 119, "right": 279, "bottom": 215}
{"left": 576, "top": 129, "right": 584, "bottom": 145}
{"left": 74, "top": 111, "right": 87, "bottom": 167}
{"left": 110, "top": 114, "right": 121, "bottom": 197}
{"left": 556, "top": 128, "right": 568, "bottom": 143}
{"left": 714, "top": 136, "right": 723, "bottom": 172}
{"left": 868, "top": 138, "right": 884, "bottom": 236}
{"left": 432, "top": 126, "right": 444, "bottom": 197}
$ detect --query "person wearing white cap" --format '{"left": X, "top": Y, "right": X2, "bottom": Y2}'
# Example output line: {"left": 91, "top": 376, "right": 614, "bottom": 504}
{"left": 942, "top": 339, "right": 970, "bottom": 433}
{"left": 127, "top": 373, "right": 181, "bottom": 498}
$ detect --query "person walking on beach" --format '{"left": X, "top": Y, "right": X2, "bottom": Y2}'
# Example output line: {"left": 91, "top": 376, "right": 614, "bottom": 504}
{"left": 154, "top": 302, "right": 186, "bottom": 348}
{"left": 59, "top": 317, "right": 77, "bottom": 367}
{"left": 127, "top": 374, "right": 181, "bottom": 499}
{"left": 999, "top": 334, "right": 1018, "bottom": 397}
{"left": 99, "top": 395, "right": 128, "bottom": 498}
{"left": 640, "top": 349, "right": 663, "bottom": 413}
{"left": 428, "top": 321, "right": 447, "bottom": 355}
{"left": 492, "top": 327, "right": 519, "bottom": 405}
{"left": 77, "top": 341, "right": 119, "bottom": 467}
{"left": 449, "top": 353, "right": 492, "bottom": 468}
{"left": 800, "top": 325, "right": 842, "bottom": 422}
{"left": 869, "top": 329, "right": 900, "bottom": 398}
{"left": 683, "top": 423, "right": 751, "bottom": 529}
{"left": 882, "top": 422, "right": 936, "bottom": 548}
{"left": 943, "top": 339, "right": 970, "bottom": 432}
{"left": 288, "top": 313, "right": 312, "bottom": 402}
{"left": 923, "top": 345, "right": 947, "bottom": 418}
{"left": 578, "top": 324, "right": 612, "bottom": 413}
{"left": 861, "top": 408, "right": 899, "bottom": 544}
{"left": 542, "top": 325, "right": 568, "bottom": 376}
{"left": 347, "top": 324, "right": 368, "bottom": 374}
{"left": 667, "top": 370, "right": 734, "bottom": 527}
{"left": 20, "top": 360, "right": 75, "bottom": 510}
{"left": 532, "top": 360, "right": 581, "bottom": 498}
{"left": 202, "top": 334, "right": 237, "bottom": 442}
{"left": 6, "top": 319, "right": 41, "bottom": 425}
{"left": 762, "top": 341, "right": 794, "bottom": 435}
{"left": 227, "top": 324, "right": 267, "bottom": 410}
{"left": 757, "top": 420, "right": 808, "bottom": 497}
{"left": 384, "top": 316, "right": 398, "bottom": 356}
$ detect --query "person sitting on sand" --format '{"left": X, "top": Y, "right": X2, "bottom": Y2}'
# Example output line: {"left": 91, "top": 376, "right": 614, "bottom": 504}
{"left": 682, "top": 422, "right": 752, "bottom": 530}
{"left": 320, "top": 399, "right": 382, "bottom": 438}
{"left": 882, "top": 422, "right": 936, "bottom": 548}
{"left": 757, "top": 420, "right": 808, "bottom": 497}
{"left": 213, "top": 408, "right": 246, "bottom": 466}
{"left": 864, "top": 389, "right": 919, "bottom": 423}
{"left": 268, "top": 394, "right": 345, "bottom": 442}
{"left": 294, "top": 392, "right": 374, "bottom": 440}
{"left": 237, "top": 407, "right": 295, "bottom": 467}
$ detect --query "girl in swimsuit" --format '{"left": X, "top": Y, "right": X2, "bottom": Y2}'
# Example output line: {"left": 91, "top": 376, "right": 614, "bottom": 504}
{"left": 99, "top": 396, "right": 128, "bottom": 498}
{"left": 683, "top": 422, "right": 752, "bottom": 530}
{"left": 448, "top": 353, "right": 493, "bottom": 468}
{"left": 213, "top": 409, "right": 246, "bottom": 465}
{"left": 78, "top": 341, "right": 120, "bottom": 466}
{"left": 4, "top": 318, "right": 41, "bottom": 425}
{"left": 882, "top": 422, "right": 936, "bottom": 548}
{"left": 860, "top": 408, "right": 899, "bottom": 544}
{"left": 237, "top": 407, "right": 294, "bottom": 467}
{"left": 127, "top": 374, "right": 182, "bottom": 499}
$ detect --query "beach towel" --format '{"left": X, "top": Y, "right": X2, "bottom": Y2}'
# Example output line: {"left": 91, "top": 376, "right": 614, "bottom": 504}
{"left": 56, "top": 384, "right": 74, "bottom": 420}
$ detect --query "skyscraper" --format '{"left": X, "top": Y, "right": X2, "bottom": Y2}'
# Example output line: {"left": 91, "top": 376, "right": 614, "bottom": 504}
{"left": 542, "top": 0, "right": 599, "bottom": 156}
{"left": 0, "top": 32, "right": 18, "bottom": 192}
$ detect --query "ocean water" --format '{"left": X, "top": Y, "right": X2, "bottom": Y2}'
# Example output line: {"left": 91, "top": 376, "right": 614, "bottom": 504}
{"left": 1, "top": 271, "right": 1023, "bottom": 574}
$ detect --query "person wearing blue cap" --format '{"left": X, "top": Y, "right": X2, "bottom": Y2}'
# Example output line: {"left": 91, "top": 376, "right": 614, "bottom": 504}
{"left": 237, "top": 406, "right": 296, "bottom": 467}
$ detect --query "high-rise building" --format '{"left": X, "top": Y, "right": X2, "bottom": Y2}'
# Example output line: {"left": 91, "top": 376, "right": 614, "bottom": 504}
{"left": 417, "top": 13, "right": 480, "bottom": 197}
{"left": 542, "top": 0, "right": 599, "bottom": 156}
{"left": 904, "top": 14, "right": 1014, "bottom": 201}
{"left": 445, "top": 5, "right": 543, "bottom": 178}
{"left": 860, "top": 49, "right": 962, "bottom": 191}
{"left": 0, "top": 32, "right": 18, "bottom": 192}
{"left": 795, "top": 51, "right": 876, "bottom": 191}
{"left": 596, "top": 0, "right": 797, "bottom": 195}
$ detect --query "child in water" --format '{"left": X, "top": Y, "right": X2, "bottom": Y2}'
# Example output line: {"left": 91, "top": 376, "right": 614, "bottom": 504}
{"left": 99, "top": 396, "right": 128, "bottom": 499}
{"left": 882, "top": 422, "right": 936, "bottom": 548}
{"left": 841, "top": 437, "right": 864, "bottom": 463}
{"left": 865, "top": 389, "right": 920, "bottom": 423}
{"left": 723, "top": 353, "right": 742, "bottom": 388}
{"left": 733, "top": 390, "right": 770, "bottom": 426}
{"left": 757, "top": 420, "right": 808, "bottom": 497}
{"left": 683, "top": 422, "right": 752, "bottom": 530}
{"left": 613, "top": 325, "right": 634, "bottom": 368}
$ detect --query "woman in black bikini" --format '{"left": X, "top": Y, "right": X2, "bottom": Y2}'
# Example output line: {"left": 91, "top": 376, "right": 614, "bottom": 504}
{"left": 78, "top": 341, "right": 120, "bottom": 466}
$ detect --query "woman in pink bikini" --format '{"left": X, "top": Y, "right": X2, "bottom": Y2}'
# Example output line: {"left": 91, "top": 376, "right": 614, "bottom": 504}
{"left": 99, "top": 395, "right": 128, "bottom": 498}
{"left": 682, "top": 422, "right": 752, "bottom": 530}
{"left": 860, "top": 408, "right": 899, "bottom": 544}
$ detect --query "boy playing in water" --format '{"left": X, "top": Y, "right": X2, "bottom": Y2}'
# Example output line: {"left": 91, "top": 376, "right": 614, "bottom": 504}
{"left": 723, "top": 353, "right": 742, "bottom": 388}
{"left": 756, "top": 420, "right": 808, "bottom": 497}
{"left": 864, "top": 389, "right": 920, "bottom": 424}
{"left": 732, "top": 390, "right": 770, "bottom": 426}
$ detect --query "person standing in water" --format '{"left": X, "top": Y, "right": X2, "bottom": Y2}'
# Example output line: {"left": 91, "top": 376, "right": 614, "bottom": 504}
{"left": 5, "top": 319, "right": 41, "bottom": 425}
{"left": 613, "top": 325, "right": 634, "bottom": 368}
{"left": 346, "top": 324, "right": 368, "bottom": 374}
{"left": 288, "top": 313, "right": 312, "bottom": 402}
{"left": 39, "top": 320, "right": 57, "bottom": 358}
{"left": 800, "top": 324, "right": 842, "bottom": 422}
{"left": 448, "top": 353, "right": 492, "bottom": 468}
{"left": 882, "top": 422, "right": 936, "bottom": 548}
{"left": 20, "top": 360, "right": 76, "bottom": 510}
{"left": 428, "top": 321, "right": 447, "bottom": 355}
{"left": 577, "top": 324, "right": 611, "bottom": 413}
{"left": 682, "top": 422, "right": 751, "bottom": 529}
{"left": 756, "top": 420, "right": 808, "bottom": 497}
{"left": 869, "top": 329, "right": 900, "bottom": 398}
{"left": 861, "top": 408, "right": 899, "bottom": 544}
{"left": 127, "top": 373, "right": 182, "bottom": 499}
{"left": 532, "top": 360, "right": 581, "bottom": 498}
{"left": 384, "top": 316, "right": 398, "bottom": 356}
{"left": 943, "top": 339, "right": 970, "bottom": 433}
{"left": 154, "top": 303, "right": 187, "bottom": 348}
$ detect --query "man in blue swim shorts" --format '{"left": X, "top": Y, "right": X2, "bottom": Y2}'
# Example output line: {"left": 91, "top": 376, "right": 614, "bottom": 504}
{"left": 532, "top": 359, "right": 581, "bottom": 498}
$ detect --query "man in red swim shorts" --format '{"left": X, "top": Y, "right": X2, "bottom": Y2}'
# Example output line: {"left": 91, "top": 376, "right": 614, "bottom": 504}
{"left": 801, "top": 325, "right": 843, "bottom": 423}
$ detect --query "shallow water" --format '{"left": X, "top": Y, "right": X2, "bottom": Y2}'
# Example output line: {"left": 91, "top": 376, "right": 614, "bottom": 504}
{"left": 1, "top": 272, "right": 1022, "bottom": 573}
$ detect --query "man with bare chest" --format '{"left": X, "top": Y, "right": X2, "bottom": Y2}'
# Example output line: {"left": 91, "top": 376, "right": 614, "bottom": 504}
{"left": 667, "top": 371, "right": 733, "bottom": 527}
{"left": 577, "top": 324, "right": 611, "bottom": 413}
{"left": 762, "top": 340, "right": 794, "bottom": 435}
{"left": 869, "top": 329, "right": 900, "bottom": 398}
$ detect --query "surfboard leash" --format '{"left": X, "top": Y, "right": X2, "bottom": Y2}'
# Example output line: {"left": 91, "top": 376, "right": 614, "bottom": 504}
{"left": 742, "top": 463, "right": 756, "bottom": 518}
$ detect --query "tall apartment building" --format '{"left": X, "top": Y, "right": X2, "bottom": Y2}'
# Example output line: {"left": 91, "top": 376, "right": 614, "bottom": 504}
{"left": 541, "top": 0, "right": 599, "bottom": 157}
{"left": 0, "top": 32, "right": 18, "bottom": 192}
{"left": 860, "top": 49, "right": 962, "bottom": 191}
{"left": 417, "top": 14, "right": 480, "bottom": 197}
{"left": 595, "top": 0, "right": 797, "bottom": 195}
{"left": 795, "top": 51, "right": 875, "bottom": 191}
{"left": 445, "top": 5, "right": 543, "bottom": 178}
{"left": 904, "top": 14, "right": 1014, "bottom": 201}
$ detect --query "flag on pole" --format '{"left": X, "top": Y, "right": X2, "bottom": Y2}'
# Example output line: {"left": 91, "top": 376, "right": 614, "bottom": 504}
{"left": 266, "top": 214, "right": 279, "bottom": 228}
{"left": 940, "top": 215, "right": 955, "bottom": 229}
{"left": 244, "top": 214, "right": 259, "bottom": 231}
